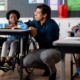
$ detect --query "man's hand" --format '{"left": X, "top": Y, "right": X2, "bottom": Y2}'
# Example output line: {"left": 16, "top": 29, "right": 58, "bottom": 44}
{"left": 28, "top": 27, "right": 37, "bottom": 37}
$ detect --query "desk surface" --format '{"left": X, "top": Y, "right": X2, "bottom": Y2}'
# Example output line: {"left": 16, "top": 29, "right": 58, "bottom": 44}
{"left": 53, "top": 37, "right": 80, "bottom": 47}
{"left": 0, "top": 29, "right": 30, "bottom": 35}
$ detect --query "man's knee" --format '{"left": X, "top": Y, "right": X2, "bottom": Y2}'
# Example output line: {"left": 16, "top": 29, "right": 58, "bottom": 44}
{"left": 40, "top": 49, "right": 60, "bottom": 63}
{"left": 23, "top": 54, "right": 35, "bottom": 67}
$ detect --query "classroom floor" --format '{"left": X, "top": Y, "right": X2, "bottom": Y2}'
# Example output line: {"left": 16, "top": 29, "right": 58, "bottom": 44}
{"left": 0, "top": 54, "right": 80, "bottom": 80}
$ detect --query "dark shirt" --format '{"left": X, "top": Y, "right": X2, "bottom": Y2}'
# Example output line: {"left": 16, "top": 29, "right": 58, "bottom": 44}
{"left": 25, "top": 18, "right": 59, "bottom": 49}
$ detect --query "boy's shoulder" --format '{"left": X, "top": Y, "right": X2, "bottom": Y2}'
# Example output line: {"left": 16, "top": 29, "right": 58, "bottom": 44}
{"left": 17, "top": 20, "right": 24, "bottom": 25}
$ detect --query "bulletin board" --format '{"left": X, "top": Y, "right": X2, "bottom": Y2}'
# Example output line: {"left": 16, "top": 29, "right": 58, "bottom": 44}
{"left": 0, "top": 0, "right": 80, "bottom": 18}
{"left": 67, "top": 0, "right": 80, "bottom": 17}
{"left": 68, "top": 0, "right": 80, "bottom": 11}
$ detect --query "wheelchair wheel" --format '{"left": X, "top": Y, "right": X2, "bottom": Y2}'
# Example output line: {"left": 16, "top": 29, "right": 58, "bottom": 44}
{"left": 25, "top": 38, "right": 37, "bottom": 74}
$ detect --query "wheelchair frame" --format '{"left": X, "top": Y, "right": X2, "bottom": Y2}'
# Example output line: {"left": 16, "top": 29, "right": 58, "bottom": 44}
{"left": 0, "top": 36, "right": 37, "bottom": 80}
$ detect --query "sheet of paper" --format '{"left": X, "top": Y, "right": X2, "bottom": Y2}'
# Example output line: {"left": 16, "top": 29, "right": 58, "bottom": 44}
{"left": 48, "top": 0, "right": 60, "bottom": 11}
{"left": 28, "top": 0, "right": 44, "bottom": 4}
{"left": 64, "top": 37, "right": 80, "bottom": 40}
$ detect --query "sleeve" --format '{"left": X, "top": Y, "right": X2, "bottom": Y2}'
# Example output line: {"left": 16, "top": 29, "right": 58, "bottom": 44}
{"left": 76, "top": 24, "right": 80, "bottom": 27}
{"left": 24, "top": 20, "right": 36, "bottom": 28}
{"left": 74, "top": 29, "right": 80, "bottom": 36}
{"left": 0, "top": 23, "right": 8, "bottom": 28}
{"left": 18, "top": 21, "right": 28, "bottom": 29}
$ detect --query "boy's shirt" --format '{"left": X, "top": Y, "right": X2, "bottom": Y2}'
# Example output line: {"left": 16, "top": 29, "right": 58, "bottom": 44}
{"left": 0, "top": 21, "right": 28, "bottom": 39}
{"left": 74, "top": 24, "right": 80, "bottom": 36}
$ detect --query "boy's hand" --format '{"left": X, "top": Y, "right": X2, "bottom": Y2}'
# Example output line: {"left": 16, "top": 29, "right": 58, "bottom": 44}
{"left": 28, "top": 27, "right": 37, "bottom": 37}
{"left": 72, "top": 26, "right": 80, "bottom": 31}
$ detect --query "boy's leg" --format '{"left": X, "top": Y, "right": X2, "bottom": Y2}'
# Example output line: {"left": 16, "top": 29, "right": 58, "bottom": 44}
{"left": 7, "top": 40, "right": 18, "bottom": 61}
{"left": 1, "top": 40, "right": 11, "bottom": 62}
{"left": 75, "top": 54, "right": 80, "bottom": 75}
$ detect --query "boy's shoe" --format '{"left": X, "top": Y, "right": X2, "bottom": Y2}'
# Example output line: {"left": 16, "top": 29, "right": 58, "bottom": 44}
{"left": 6, "top": 61, "right": 12, "bottom": 66}
{"left": 0, "top": 61, "right": 5, "bottom": 66}
{"left": 4, "top": 61, "right": 12, "bottom": 67}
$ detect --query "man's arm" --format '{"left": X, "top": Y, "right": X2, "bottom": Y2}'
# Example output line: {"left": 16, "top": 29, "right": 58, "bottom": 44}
{"left": 25, "top": 20, "right": 37, "bottom": 37}
{"left": 28, "top": 27, "right": 37, "bottom": 37}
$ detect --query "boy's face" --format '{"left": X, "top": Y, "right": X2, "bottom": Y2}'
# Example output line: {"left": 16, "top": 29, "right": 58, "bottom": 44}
{"left": 34, "top": 8, "right": 47, "bottom": 21}
{"left": 9, "top": 13, "right": 18, "bottom": 24}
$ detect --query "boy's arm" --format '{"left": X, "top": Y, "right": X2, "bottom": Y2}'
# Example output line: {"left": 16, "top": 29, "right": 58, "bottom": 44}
{"left": 72, "top": 26, "right": 80, "bottom": 31}
{"left": 75, "top": 29, "right": 80, "bottom": 37}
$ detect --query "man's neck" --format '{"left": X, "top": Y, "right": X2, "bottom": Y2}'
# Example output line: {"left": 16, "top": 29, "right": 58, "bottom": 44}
{"left": 40, "top": 18, "right": 47, "bottom": 26}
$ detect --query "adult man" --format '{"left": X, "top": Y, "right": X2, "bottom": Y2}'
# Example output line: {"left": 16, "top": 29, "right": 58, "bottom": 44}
{"left": 23, "top": 4, "right": 60, "bottom": 80}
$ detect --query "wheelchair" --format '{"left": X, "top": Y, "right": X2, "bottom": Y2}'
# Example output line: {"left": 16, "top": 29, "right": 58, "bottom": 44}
{"left": 0, "top": 35, "right": 37, "bottom": 80}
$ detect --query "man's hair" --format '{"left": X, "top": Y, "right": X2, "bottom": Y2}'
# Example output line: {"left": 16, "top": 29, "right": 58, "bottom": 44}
{"left": 37, "top": 4, "right": 51, "bottom": 19}
{"left": 6, "top": 10, "right": 20, "bottom": 20}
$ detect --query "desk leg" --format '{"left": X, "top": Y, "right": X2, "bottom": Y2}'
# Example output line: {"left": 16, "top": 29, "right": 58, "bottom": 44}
{"left": 61, "top": 53, "right": 65, "bottom": 80}
{"left": 20, "top": 36, "right": 23, "bottom": 80}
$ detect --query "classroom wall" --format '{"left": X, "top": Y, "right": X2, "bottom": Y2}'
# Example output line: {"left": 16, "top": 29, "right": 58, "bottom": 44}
{"left": 0, "top": 0, "right": 80, "bottom": 39}
{"left": 0, "top": 0, "right": 66, "bottom": 18}
{"left": 0, "top": 0, "right": 58, "bottom": 17}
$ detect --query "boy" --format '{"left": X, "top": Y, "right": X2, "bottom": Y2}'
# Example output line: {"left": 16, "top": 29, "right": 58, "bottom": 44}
{"left": 0, "top": 10, "right": 28, "bottom": 66}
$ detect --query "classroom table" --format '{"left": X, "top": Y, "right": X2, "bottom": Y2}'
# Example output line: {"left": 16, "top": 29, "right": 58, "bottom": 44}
{"left": 53, "top": 37, "right": 80, "bottom": 80}
{"left": 0, "top": 29, "right": 30, "bottom": 80}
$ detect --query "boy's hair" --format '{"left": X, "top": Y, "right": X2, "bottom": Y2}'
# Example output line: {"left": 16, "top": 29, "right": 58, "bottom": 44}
{"left": 37, "top": 4, "right": 51, "bottom": 19}
{"left": 6, "top": 10, "right": 20, "bottom": 20}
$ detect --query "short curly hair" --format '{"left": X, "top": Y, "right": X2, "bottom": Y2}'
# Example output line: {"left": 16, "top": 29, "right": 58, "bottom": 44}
{"left": 6, "top": 10, "right": 20, "bottom": 20}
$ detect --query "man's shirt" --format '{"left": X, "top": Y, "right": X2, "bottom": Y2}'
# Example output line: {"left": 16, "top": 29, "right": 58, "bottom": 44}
{"left": 25, "top": 18, "right": 59, "bottom": 49}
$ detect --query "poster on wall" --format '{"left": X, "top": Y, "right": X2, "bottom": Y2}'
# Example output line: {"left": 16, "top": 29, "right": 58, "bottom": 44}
{"left": 28, "top": 0, "right": 45, "bottom": 4}
{"left": 68, "top": 0, "right": 80, "bottom": 11}
{"left": 48, "top": 0, "right": 60, "bottom": 11}
{"left": 0, "top": 0, "right": 7, "bottom": 11}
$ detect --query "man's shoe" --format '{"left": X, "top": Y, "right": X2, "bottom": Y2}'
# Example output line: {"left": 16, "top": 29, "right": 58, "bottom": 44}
{"left": 42, "top": 69, "right": 50, "bottom": 76}
{"left": 49, "top": 71, "right": 56, "bottom": 80}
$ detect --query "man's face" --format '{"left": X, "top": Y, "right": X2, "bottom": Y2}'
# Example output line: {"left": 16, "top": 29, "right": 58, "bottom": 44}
{"left": 9, "top": 13, "right": 18, "bottom": 24}
{"left": 34, "top": 8, "right": 46, "bottom": 21}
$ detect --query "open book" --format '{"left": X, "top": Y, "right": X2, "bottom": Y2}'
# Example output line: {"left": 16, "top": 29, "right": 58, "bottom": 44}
{"left": 0, "top": 27, "right": 27, "bottom": 30}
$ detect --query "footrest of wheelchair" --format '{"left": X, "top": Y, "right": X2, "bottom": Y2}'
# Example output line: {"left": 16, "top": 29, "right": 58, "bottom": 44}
{"left": 0, "top": 66, "right": 14, "bottom": 72}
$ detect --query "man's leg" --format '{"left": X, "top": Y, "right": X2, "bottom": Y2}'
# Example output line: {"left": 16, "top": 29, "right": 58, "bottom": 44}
{"left": 40, "top": 49, "right": 60, "bottom": 80}
{"left": 23, "top": 49, "right": 46, "bottom": 68}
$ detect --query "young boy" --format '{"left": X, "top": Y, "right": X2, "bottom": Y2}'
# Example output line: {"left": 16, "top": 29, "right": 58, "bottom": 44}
{"left": 0, "top": 10, "right": 28, "bottom": 66}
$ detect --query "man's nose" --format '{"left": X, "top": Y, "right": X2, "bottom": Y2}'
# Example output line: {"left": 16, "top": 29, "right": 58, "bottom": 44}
{"left": 34, "top": 12, "right": 37, "bottom": 15}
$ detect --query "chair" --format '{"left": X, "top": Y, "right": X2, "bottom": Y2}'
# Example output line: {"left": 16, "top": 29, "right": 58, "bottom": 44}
{"left": 0, "top": 35, "right": 37, "bottom": 79}
{"left": 68, "top": 31, "right": 78, "bottom": 80}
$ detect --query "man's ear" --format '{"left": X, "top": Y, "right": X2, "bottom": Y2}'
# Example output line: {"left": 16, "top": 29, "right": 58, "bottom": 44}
{"left": 43, "top": 14, "right": 47, "bottom": 18}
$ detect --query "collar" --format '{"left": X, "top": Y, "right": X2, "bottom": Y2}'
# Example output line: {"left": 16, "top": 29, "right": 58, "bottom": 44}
{"left": 38, "top": 18, "right": 51, "bottom": 25}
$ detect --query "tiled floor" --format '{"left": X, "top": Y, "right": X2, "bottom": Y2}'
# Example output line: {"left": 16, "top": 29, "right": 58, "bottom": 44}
{"left": 0, "top": 54, "right": 79, "bottom": 80}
